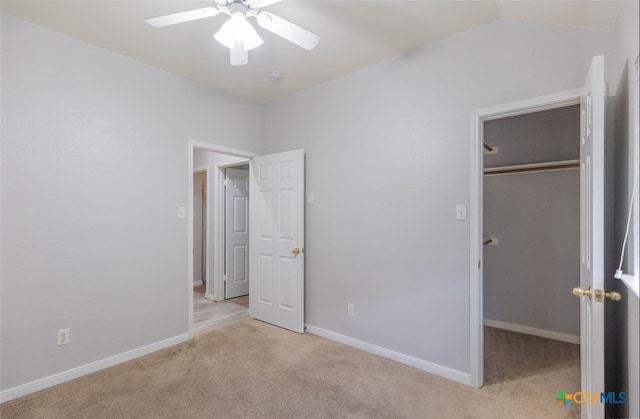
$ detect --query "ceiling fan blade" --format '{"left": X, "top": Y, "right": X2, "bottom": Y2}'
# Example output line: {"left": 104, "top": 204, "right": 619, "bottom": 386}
{"left": 146, "top": 7, "right": 221, "bottom": 28}
{"left": 257, "top": 12, "right": 319, "bottom": 51}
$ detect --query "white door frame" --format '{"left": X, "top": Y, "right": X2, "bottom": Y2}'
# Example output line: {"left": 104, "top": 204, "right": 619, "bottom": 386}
{"left": 188, "top": 140, "right": 257, "bottom": 338}
{"left": 469, "top": 88, "right": 582, "bottom": 387}
{"left": 216, "top": 160, "right": 250, "bottom": 301}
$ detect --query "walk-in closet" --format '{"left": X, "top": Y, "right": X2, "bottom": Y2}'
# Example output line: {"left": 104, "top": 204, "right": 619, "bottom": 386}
{"left": 483, "top": 104, "right": 581, "bottom": 343}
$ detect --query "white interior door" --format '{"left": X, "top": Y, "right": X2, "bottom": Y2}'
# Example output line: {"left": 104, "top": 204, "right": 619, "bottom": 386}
{"left": 577, "top": 54, "right": 605, "bottom": 419}
{"left": 249, "top": 149, "right": 305, "bottom": 333}
{"left": 225, "top": 167, "right": 250, "bottom": 299}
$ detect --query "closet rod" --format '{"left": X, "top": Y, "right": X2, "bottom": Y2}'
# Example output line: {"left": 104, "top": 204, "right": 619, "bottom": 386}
{"left": 483, "top": 142, "right": 494, "bottom": 152}
{"left": 484, "top": 159, "right": 580, "bottom": 176}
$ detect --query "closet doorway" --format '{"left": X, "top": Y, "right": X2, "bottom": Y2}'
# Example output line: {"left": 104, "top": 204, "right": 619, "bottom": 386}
{"left": 481, "top": 104, "right": 581, "bottom": 387}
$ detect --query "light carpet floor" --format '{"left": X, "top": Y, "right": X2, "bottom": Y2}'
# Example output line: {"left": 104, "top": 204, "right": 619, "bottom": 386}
{"left": 1, "top": 322, "right": 580, "bottom": 418}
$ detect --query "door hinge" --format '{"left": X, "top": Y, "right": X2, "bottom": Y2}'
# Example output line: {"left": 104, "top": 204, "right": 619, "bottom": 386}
{"left": 223, "top": 275, "right": 227, "bottom": 283}
{"left": 223, "top": 178, "right": 228, "bottom": 187}
{"left": 478, "top": 261, "right": 481, "bottom": 270}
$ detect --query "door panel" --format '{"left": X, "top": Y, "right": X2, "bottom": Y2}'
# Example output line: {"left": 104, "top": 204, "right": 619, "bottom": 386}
{"left": 579, "top": 55, "right": 605, "bottom": 419}
{"left": 249, "top": 150, "right": 305, "bottom": 333}
{"left": 225, "top": 168, "right": 250, "bottom": 299}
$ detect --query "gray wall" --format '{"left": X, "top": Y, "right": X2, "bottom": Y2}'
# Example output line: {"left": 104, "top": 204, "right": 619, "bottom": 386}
{"left": 262, "top": 21, "right": 610, "bottom": 374}
{"left": 483, "top": 106, "right": 580, "bottom": 337}
{"left": 1, "top": 14, "right": 261, "bottom": 391}
{"left": 484, "top": 105, "right": 581, "bottom": 167}
{"left": 609, "top": 1, "right": 639, "bottom": 417}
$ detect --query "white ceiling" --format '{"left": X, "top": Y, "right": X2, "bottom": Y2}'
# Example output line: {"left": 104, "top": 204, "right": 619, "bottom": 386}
{"left": 1, "top": 1, "right": 621, "bottom": 104}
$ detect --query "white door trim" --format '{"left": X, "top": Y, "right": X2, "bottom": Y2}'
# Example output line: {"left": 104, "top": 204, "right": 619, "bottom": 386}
{"left": 469, "top": 88, "right": 582, "bottom": 387}
{"left": 187, "top": 140, "right": 257, "bottom": 339}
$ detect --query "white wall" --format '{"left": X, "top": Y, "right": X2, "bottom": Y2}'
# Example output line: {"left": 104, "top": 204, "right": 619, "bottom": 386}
{"left": 0, "top": 14, "right": 261, "bottom": 393}
{"left": 262, "top": 21, "right": 610, "bottom": 377}
{"left": 610, "top": 1, "right": 639, "bottom": 417}
{"left": 194, "top": 150, "right": 246, "bottom": 169}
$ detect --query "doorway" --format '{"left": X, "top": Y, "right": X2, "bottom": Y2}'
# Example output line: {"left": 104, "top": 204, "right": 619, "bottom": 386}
{"left": 469, "top": 89, "right": 583, "bottom": 387}
{"left": 188, "top": 142, "right": 257, "bottom": 337}
{"left": 188, "top": 142, "right": 306, "bottom": 337}
{"left": 481, "top": 104, "right": 581, "bottom": 388}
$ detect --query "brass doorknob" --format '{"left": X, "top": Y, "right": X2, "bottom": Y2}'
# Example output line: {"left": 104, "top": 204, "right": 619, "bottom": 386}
{"left": 572, "top": 286, "right": 622, "bottom": 302}
{"left": 605, "top": 291, "right": 622, "bottom": 301}
{"left": 292, "top": 247, "right": 301, "bottom": 255}
{"left": 573, "top": 286, "right": 592, "bottom": 298}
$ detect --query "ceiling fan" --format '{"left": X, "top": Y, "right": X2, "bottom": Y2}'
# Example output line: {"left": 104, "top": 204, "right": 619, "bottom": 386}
{"left": 145, "top": 0, "right": 319, "bottom": 66}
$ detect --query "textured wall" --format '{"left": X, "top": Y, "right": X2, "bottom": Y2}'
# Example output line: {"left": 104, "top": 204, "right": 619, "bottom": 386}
{"left": 1, "top": 14, "right": 261, "bottom": 391}
{"left": 262, "top": 20, "right": 610, "bottom": 375}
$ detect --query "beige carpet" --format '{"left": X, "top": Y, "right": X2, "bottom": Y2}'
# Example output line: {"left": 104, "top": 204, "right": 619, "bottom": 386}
{"left": 1, "top": 322, "right": 580, "bottom": 418}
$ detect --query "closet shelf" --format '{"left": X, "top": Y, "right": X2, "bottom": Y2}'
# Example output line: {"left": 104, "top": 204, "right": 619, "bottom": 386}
{"left": 484, "top": 159, "right": 580, "bottom": 176}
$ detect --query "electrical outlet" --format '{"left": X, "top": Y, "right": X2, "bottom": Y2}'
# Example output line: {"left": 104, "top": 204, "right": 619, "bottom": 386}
{"left": 57, "top": 328, "right": 70, "bottom": 346}
{"left": 347, "top": 304, "right": 355, "bottom": 317}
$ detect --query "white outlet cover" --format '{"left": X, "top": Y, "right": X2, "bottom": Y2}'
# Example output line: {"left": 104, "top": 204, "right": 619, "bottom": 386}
{"left": 57, "top": 328, "right": 70, "bottom": 346}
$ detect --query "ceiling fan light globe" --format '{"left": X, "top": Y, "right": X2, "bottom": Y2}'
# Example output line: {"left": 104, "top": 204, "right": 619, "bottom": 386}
{"left": 230, "top": 41, "right": 248, "bottom": 66}
{"left": 214, "top": 13, "right": 263, "bottom": 50}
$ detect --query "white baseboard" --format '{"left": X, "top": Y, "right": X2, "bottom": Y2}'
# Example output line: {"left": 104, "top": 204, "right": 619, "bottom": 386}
{"left": 0, "top": 333, "right": 190, "bottom": 403}
{"left": 484, "top": 319, "right": 580, "bottom": 344}
{"left": 193, "top": 280, "right": 203, "bottom": 287}
{"left": 305, "top": 324, "right": 470, "bottom": 386}
{"left": 205, "top": 292, "right": 220, "bottom": 302}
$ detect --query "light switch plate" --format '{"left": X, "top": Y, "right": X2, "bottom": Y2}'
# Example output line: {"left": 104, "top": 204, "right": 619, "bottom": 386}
{"left": 177, "top": 206, "right": 186, "bottom": 219}
{"left": 306, "top": 192, "right": 315, "bottom": 205}
{"left": 456, "top": 204, "right": 467, "bottom": 220}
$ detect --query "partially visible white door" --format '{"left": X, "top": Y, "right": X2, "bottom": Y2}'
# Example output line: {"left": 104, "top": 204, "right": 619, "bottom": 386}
{"left": 576, "top": 55, "right": 606, "bottom": 419}
{"left": 249, "top": 149, "right": 305, "bottom": 333}
{"left": 225, "top": 167, "right": 250, "bottom": 299}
